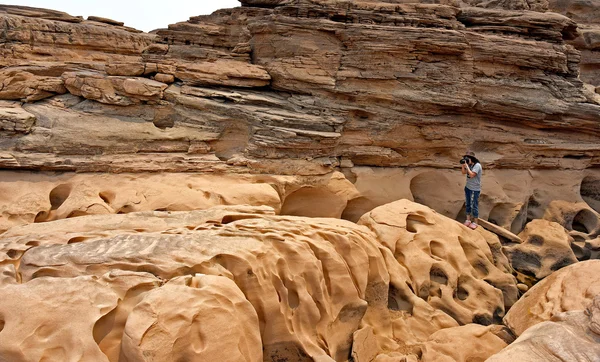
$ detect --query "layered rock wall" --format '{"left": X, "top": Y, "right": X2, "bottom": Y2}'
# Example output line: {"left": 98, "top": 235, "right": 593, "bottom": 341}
{"left": 1, "top": 1, "right": 599, "bottom": 172}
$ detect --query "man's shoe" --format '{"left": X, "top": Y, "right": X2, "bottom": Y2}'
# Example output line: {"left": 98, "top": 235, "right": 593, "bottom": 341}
{"left": 463, "top": 220, "right": 472, "bottom": 226}
{"left": 469, "top": 223, "right": 478, "bottom": 230}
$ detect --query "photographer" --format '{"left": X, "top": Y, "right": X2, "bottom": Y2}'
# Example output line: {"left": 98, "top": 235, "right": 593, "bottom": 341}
{"left": 461, "top": 151, "right": 482, "bottom": 230}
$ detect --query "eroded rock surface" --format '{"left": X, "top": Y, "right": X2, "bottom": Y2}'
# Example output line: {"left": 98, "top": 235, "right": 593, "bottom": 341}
{"left": 0, "top": 202, "right": 519, "bottom": 361}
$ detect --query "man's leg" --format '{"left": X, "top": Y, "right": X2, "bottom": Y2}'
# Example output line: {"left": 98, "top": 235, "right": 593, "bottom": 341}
{"left": 472, "top": 190, "right": 480, "bottom": 224}
{"left": 464, "top": 187, "right": 472, "bottom": 221}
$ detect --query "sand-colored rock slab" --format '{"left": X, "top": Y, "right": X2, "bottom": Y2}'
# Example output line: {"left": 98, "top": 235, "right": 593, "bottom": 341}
{"left": 477, "top": 219, "right": 522, "bottom": 244}
{"left": 503, "top": 260, "right": 600, "bottom": 336}
{"left": 487, "top": 295, "right": 600, "bottom": 362}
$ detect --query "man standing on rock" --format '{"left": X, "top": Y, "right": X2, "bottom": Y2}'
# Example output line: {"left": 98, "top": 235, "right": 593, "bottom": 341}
{"left": 462, "top": 151, "right": 482, "bottom": 230}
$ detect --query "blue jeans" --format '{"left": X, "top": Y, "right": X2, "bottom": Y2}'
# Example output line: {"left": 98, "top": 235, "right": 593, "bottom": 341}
{"left": 465, "top": 187, "right": 480, "bottom": 218}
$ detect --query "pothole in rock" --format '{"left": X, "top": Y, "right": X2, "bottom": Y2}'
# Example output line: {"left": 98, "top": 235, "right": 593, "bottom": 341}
{"left": 571, "top": 209, "right": 598, "bottom": 234}
{"left": 49, "top": 184, "right": 72, "bottom": 210}
{"left": 581, "top": 176, "right": 600, "bottom": 213}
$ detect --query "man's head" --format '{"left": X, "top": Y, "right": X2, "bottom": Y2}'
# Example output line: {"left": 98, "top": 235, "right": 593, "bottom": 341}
{"left": 464, "top": 151, "right": 476, "bottom": 166}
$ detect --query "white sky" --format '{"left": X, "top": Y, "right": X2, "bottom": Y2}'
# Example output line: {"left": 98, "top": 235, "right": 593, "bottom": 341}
{"left": 2, "top": 0, "right": 241, "bottom": 31}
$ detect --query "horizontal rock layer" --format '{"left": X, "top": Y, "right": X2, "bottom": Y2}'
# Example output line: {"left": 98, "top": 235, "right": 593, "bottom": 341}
{"left": 0, "top": 0, "right": 598, "bottom": 173}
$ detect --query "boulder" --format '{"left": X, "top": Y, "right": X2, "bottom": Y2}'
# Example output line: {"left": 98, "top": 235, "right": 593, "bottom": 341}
{"left": 503, "top": 260, "right": 600, "bottom": 336}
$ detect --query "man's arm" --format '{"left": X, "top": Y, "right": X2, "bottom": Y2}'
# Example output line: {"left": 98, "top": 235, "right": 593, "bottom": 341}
{"left": 465, "top": 164, "right": 477, "bottom": 178}
{"left": 461, "top": 164, "right": 467, "bottom": 175}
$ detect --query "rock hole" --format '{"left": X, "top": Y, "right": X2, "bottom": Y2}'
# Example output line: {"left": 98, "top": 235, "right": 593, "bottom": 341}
{"left": 68, "top": 236, "right": 87, "bottom": 244}
{"left": 31, "top": 268, "right": 55, "bottom": 279}
{"left": 581, "top": 176, "right": 600, "bottom": 213}
{"left": 526, "top": 194, "right": 542, "bottom": 223}
{"left": 34, "top": 211, "right": 48, "bottom": 223}
{"left": 550, "top": 257, "right": 575, "bottom": 271}
{"left": 49, "top": 184, "right": 72, "bottom": 210}
{"left": 570, "top": 241, "right": 590, "bottom": 261}
{"left": 455, "top": 276, "right": 470, "bottom": 301}
{"left": 406, "top": 214, "right": 430, "bottom": 233}
{"left": 429, "top": 285, "right": 442, "bottom": 298}
{"left": 93, "top": 307, "right": 118, "bottom": 345}
{"left": 6, "top": 249, "right": 18, "bottom": 259}
{"left": 26, "top": 240, "right": 40, "bottom": 247}
{"left": 472, "top": 314, "right": 493, "bottom": 326}
{"left": 414, "top": 347, "right": 423, "bottom": 359}
{"left": 0, "top": 315, "right": 4, "bottom": 333}
{"left": 329, "top": 14, "right": 348, "bottom": 22}
{"left": 418, "top": 282, "right": 431, "bottom": 300}
{"left": 388, "top": 284, "right": 414, "bottom": 314}
{"left": 508, "top": 249, "right": 540, "bottom": 277}
{"left": 221, "top": 214, "right": 260, "bottom": 224}
{"left": 117, "top": 205, "right": 133, "bottom": 214}
{"left": 493, "top": 307, "right": 504, "bottom": 324}
{"left": 571, "top": 209, "right": 597, "bottom": 234}
{"left": 456, "top": 286, "right": 469, "bottom": 301}
{"left": 510, "top": 203, "right": 528, "bottom": 234}
{"left": 528, "top": 235, "right": 544, "bottom": 246}
{"left": 288, "top": 289, "right": 300, "bottom": 309}
{"left": 405, "top": 219, "right": 419, "bottom": 233}
{"left": 429, "top": 266, "right": 448, "bottom": 285}
{"left": 152, "top": 118, "right": 174, "bottom": 129}
{"left": 98, "top": 191, "right": 115, "bottom": 205}
{"left": 67, "top": 210, "right": 88, "bottom": 218}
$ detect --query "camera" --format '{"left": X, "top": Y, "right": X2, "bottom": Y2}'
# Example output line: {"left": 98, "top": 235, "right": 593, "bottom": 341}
{"left": 460, "top": 157, "right": 470, "bottom": 164}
